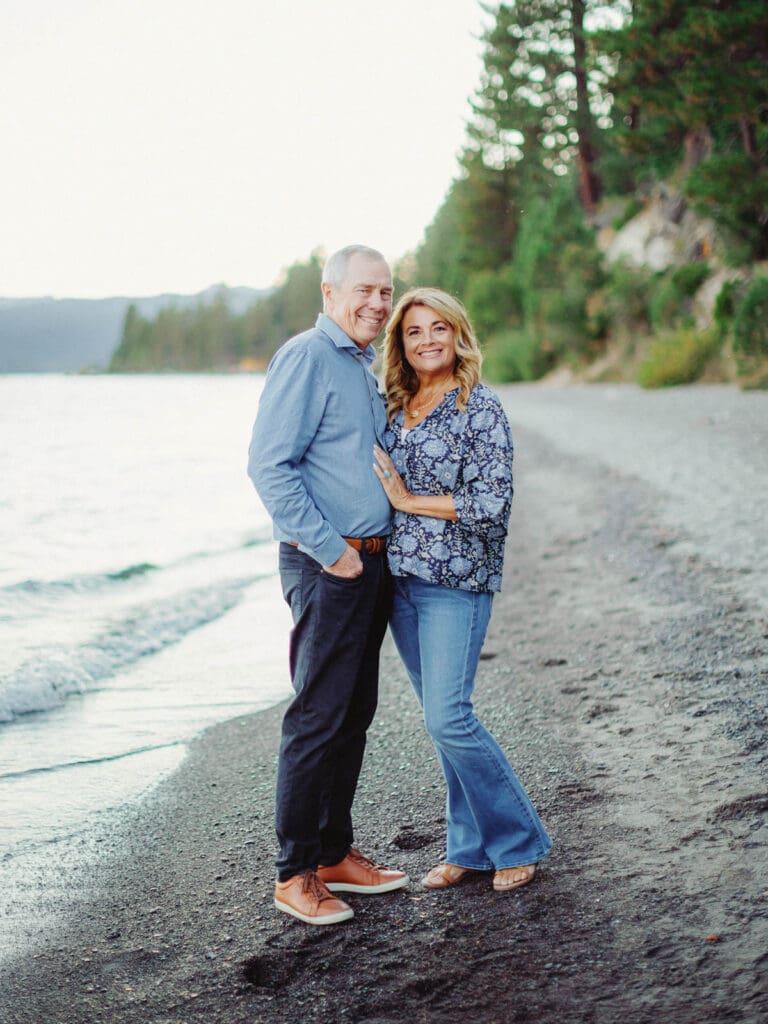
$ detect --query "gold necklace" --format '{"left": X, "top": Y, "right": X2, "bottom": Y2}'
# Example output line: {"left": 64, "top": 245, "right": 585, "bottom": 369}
{"left": 406, "top": 385, "right": 455, "bottom": 419}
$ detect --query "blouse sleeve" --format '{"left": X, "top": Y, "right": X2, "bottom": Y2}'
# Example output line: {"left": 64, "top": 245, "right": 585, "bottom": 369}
{"left": 452, "top": 392, "right": 514, "bottom": 534}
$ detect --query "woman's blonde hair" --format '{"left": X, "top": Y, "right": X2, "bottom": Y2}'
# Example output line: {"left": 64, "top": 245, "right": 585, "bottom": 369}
{"left": 382, "top": 287, "right": 482, "bottom": 423}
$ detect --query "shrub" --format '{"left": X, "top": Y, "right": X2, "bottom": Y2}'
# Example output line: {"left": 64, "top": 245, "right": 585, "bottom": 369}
{"left": 637, "top": 328, "right": 720, "bottom": 388}
{"left": 465, "top": 264, "right": 524, "bottom": 340}
{"left": 732, "top": 276, "right": 768, "bottom": 358}
{"left": 509, "top": 179, "right": 603, "bottom": 360}
{"left": 585, "top": 290, "right": 610, "bottom": 341}
{"left": 713, "top": 279, "right": 743, "bottom": 337}
{"left": 611, "top": 197, "right": 643, "bottom": 232}
{"left": 649, "top": 263, "right": 710, "bottom": 330}
{"left": 686, "top": 152, "right": 768, "bottom": 263}
{"left": 672, "top": 263, "right": 711, "bottom": 296}
{"left": 600, "top": 260, "right": 655, "bottom": 336}
{"left": 483, "top": 329, "right": 554, "bottom": 383}
{"left": 539, "top": 241, "right": 604, "bottom": 358}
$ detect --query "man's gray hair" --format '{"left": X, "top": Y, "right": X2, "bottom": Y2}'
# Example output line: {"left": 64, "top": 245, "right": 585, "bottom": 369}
{"left": 322, "top": 245, "right": 388, "bottom": 289}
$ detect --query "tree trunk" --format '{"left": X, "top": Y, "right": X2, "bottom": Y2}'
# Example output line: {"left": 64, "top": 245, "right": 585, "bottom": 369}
{"left": 738, "top": 116, "right": 760, "bottom": 164}
{"left": 571, "top": 0, "right": 602, "bottom": 212}
{"left": 683, "top": 127, "right": 713, "bottom": 169}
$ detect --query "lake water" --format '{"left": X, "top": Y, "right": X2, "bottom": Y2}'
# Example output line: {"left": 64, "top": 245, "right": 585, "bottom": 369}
{"left": 0, "top": 374, "right": 292, "bottom": 860}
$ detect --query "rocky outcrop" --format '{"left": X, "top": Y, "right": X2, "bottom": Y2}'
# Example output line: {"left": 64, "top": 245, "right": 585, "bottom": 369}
{"left": 601, "top": 187, "right": 716, "bottom": 272}
{"left": 597, "top": 187, "right": 749, "bottom": 329}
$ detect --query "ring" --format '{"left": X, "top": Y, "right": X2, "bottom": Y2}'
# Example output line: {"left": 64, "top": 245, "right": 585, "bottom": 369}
{"left": 383, "top": 470, "right": 391, "bottom": 479}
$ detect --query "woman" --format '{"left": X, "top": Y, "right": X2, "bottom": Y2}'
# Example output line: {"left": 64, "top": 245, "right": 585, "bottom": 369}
{"left": 372, "top": 287, "right": 552, "bottom": 892}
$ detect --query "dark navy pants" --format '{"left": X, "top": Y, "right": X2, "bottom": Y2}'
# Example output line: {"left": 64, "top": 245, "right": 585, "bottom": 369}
{"left": 274, "top": 542, "right": 392, "bottom": 881}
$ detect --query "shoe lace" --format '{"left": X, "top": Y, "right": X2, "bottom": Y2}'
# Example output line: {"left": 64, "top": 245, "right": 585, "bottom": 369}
{"left": 302, "top": 871, "right": 336, "bottom": 903}
{"left": 347, "top": 848, "right": 383, "bottom": 870}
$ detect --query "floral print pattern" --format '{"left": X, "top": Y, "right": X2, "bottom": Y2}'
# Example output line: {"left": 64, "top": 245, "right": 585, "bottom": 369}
{"left": 384, "top": 384, "right": 514, "bottom": 593}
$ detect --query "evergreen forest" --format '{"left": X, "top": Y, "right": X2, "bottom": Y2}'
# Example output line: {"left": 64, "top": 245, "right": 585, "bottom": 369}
{"left": 110, "top": 0, "right": 768, "bottom": 387}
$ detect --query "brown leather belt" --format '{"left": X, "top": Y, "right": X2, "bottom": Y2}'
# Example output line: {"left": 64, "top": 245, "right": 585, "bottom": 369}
{"left": 287, "top": 536, "right": 387, "bottom": 555}
{"left": 343, "top": 536, "right": 387, "bottom": 555}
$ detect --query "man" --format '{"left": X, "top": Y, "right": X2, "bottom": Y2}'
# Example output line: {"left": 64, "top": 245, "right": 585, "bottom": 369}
{"left": 248, "top": 244, "right": 408, "bottom": 925}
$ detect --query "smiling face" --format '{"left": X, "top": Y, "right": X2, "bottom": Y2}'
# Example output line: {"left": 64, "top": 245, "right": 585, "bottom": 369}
{"left": 401, "top": 304, "right": 458, "bottom": 380}
{"left": 322, "top": 253, "right": 393, "bottom": 349}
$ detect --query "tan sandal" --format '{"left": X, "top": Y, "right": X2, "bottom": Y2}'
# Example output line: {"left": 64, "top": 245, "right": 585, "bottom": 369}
{"left": 493, "top": 864, "right": 536, "bottom": 892}
{"left": 421, "top": 863, "right": 478, "bottom": 889}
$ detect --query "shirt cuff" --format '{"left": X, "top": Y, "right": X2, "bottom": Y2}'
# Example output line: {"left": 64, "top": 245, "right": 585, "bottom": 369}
{"left": 452, "top": 487, "right": 469, "bottom": 523}
{"left": 307, "top": 532, "right": 348, "bottom": 568}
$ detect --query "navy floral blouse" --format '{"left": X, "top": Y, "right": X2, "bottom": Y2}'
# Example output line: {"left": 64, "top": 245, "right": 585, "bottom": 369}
{"left": 383, "top": 383, "right": 514, "bottom": 593}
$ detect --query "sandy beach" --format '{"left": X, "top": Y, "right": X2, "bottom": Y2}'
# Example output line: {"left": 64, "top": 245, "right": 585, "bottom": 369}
{"left": 1, "top": 388, "right": 767, "bottom": 1023}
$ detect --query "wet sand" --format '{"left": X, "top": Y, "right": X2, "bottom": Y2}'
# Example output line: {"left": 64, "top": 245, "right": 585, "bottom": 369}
{"left": 1, "top": 390, "right": 766, "bottom": 1024}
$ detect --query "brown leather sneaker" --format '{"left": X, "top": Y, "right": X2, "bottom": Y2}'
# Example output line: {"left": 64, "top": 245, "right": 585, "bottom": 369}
{"left": 317, "top": 847, "right": 409, "bottom": 894}
{"left": 274, "top": 870, "right": 354, "bottom": 925}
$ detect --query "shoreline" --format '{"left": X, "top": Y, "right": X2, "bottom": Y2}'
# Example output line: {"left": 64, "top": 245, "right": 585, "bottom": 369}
{"left": 2, "top": 417, "right": 767, "bottom": 1023}
{"left": 0, "top": 571, "right": 292, "bottom": 869}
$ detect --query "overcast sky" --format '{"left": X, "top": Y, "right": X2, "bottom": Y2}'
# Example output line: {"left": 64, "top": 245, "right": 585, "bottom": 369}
{"left": 1, "top": 0, "right": 488, "bottom": 298}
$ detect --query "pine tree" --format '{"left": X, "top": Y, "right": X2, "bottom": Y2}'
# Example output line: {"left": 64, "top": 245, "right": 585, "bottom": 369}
{"left": 411, "top": 148, "right": 519, "bottom": 294}
{"left": 472, "top": 0, "right": 625, "bottom": 211}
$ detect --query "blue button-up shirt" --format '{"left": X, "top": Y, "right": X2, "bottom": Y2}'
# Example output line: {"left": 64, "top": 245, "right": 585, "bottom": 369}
{"left": 247, "top": 313, "right": 391, "bottom": 566}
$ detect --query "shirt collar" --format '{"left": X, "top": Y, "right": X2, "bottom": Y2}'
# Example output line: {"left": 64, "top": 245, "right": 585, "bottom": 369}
{"left": 316, "top": 313, "right": 377, "bottom": 365}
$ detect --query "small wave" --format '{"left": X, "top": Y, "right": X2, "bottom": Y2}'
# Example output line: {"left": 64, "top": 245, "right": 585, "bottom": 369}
{"left": 0, "top": 562, "right": 159, "bottom": 601}
{"left": 0, "top": 531, "right": 273, "bottom": 607}
{"left": 0, "top": 576, "right": 259, "bottom": 722}
{"left": 0, "top": 741, "right": 186, "bottom": 782}
{"left": 241, "top": 531, "right": 273, "bottom": 550}
{"left": 106, "top": 562, "right": 158, "bottom": 582}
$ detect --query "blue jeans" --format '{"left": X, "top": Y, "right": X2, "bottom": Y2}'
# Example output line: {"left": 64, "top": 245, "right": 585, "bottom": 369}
{"left": 389, "top": 576, "right": 553, "bottom": 870}
{"left": 275, "top": 543, "right": 392, "bottom": 881}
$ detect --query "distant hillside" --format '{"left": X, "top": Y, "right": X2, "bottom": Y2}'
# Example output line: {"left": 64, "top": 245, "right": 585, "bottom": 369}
{"left": 109, "top": 253, "right": 326, "bottom": 373}
{"left": 0, "top": 285, "right": 268, "bottom": 372}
